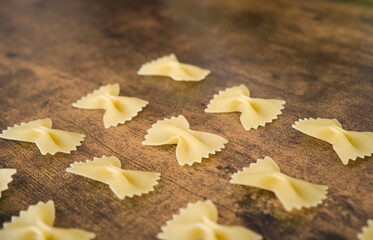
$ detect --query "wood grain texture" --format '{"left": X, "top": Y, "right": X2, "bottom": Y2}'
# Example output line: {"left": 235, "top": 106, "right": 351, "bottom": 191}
{"left": 0, "top": 0, "right": 372, "bottom": 239}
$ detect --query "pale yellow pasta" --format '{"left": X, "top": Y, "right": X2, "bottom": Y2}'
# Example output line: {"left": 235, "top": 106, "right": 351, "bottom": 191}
{"left": 292, "top": 118, "right": 373, "bottom": 165}
{"left": 0, "top": 200, "right": 95, "bottom": 240}
{"left": 0, "top": 169, "right": 16, "bottom": 198}
{"left": 358, "top": 220, "right": 373, "bottom": 240}
{"left": 137, "top": 54, "right": 210, "bottom": 81}
{"left": 73, "top": 84, "right": 148, "bottom": 128}
{"left": 142, "top": 115, "right": 227, "bottom": 166}
{"left": 230, "top": 156, "right": 327, "bottom": 211}
{"left": 66, "top": 156, "right": 160, "bottom": 199}
{"left": 158, "top": 200, "right": 262, "bottom": 240}
{"left": 0, "top": 118, "right": 84, "bottom": 155}
{"left": 205, "top": 85, "right": 285, "bottom": 130}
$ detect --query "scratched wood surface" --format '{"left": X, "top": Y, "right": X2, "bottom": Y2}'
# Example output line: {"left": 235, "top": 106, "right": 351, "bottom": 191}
{"left": 0, "top": 0, "right": 372, "bottom": 239}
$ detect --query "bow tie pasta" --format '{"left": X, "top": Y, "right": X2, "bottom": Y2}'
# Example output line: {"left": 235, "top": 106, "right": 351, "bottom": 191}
{"left": 293, "top": 118, "right": 373, "bottom": 164}
{"left": 67, "top": 156, "right": 160, "bottom": 199}
{"left": 0, "top": 118, "right": 84, "bottom": 155}
{"left": 0, "top": 169, "right": 16, "bottom": 198}
{"left": 358, "top": 220, "right": 373, "bottom": 240}
{"left": 205, "top": 85, "right": 285, "bottom": 130}
{"left": 0, "top": 201, "right": 95, "bottom": 240}
{"left": 158, "top": 200, "right": 262, "bottom": 240}
{"left": 143, "top": 115, "right": 227, "bottom": 166}
{"left": 73, "top": 84, "right": 148, "bottom": 128}
{"left": 138, "top": 54, "right": 210, "bottom": 81}
{"left": 231, "top": 156, "right": 328, "bottom": 211}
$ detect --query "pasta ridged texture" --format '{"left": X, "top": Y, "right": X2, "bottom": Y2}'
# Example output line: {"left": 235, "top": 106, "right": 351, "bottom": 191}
{"left": 73, "top": 84, "right": 148, "bottom": 128}
{"left": 0, "top": 118, "right": 84, "bottom": 155}
{"left": 0, "top": 201, "right": 95, "bottom": 240}
{"left": 137, "top": 54, "right": 210, "bottom": 81}
{"left": 67, "top": 156, "right": 160, "bottom": 199}
{"left": 0, "top": 169, "right": 16, "bottom": 198}
{"left": 293, "top": 118, "right": 373, "bottom": 165}
{"left": 205, "top": 85, "right": 285, "bottom": 130}
{"left": 230, "top": 157, "right": 328, "bottom": 212}
{"left": 158, "top": 200, "right": 262, "bottom": 240}
{"left": 142, "top": 115, "right": 227, "bottom": 166}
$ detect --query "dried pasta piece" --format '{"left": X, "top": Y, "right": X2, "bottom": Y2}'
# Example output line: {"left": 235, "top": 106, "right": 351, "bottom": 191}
{"left": 0, "top": 118, "right": 84, "bottom": 155}
{"left": 358, "top": 220, "right": 373, "bottom": 240}
{"left": 292, "top": 118, "right": 373, "bottom": 165}
{"left": 230, "top": 156, "right": 327, "bottom": 211}
{"left": 142, "top": 115, "right": 227, "bottom": 166}
{"left": 0, "top": 200, "right": 95, "bottom": 240}
{"left": 0, "top": 169, "right": 16, "bottom": 198}
{"left": 158, "top": 200, "right": 262, "bottom": 240}
{"left": 137, "top": 54, "right": 210, "bottom": 81}
{"left": 66, "top": 156, "right": 160, "bottom": 199}
{"left": 73, "top": 84, "right": 148, "bottom": 128}
{"left": 205, "top": 85, "right": 285, "bottom": 130}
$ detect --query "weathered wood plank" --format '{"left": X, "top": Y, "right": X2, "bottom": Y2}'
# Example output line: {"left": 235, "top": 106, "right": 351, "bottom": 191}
{"left": 0, "top": 0, "right": 372, "bottom": 239}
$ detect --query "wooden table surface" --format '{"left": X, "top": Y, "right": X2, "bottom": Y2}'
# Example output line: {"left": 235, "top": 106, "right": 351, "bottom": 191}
{"left": 0, "top": 0, "right": 372, "bottom": 239}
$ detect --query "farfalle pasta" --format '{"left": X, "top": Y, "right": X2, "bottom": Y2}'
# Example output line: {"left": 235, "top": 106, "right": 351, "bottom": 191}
{"left": 73, "top": 84, "right": 148, "bottom": 128}
{"left": 358, "top": 220, "right": 373, "bottom": 240}
{"left": 0, "top": 200, "right": 95, "bottom": 240}
{"left": 0, "top": 118, "right": 84, "bottom": 155}
{"left": 137, "top": 54, "right": 210, "bottom": 81}
{"left": 142, "top": 115, "right": 227, "bottom": 166}
{"left": 158, "top": 200, "right": 262, "bottom": 240}
{"left": 230, "top": 156, "right": 328, "bottom": 211}
{"left": 67, "top": 156, "right": 160, "bottom": 199}
{"left": 205, "top": 85, "right": 285, "bottom": 130}
{"left": 292, "top": 118, "right": 373, "bottom": 165}
{"left": 0, "top": 168, "right": 16, "bottom": 198}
